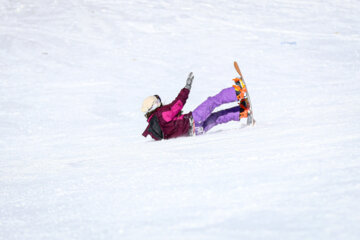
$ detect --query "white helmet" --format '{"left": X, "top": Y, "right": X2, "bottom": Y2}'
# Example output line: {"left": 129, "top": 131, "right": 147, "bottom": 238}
{"left": 141, "top": 95, "right": 162, "bottom": 114}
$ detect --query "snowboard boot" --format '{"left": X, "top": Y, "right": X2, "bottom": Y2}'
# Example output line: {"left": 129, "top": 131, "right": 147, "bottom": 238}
{"left": 232, "top": 77, "right": 247, "bottom": 101}
{"left": 239, "top": 98, "right": 250, "bottom": 119}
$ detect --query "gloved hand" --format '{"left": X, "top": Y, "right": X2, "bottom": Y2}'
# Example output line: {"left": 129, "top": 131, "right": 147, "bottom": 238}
{"left": 185, "top": 72, "right": 194, "bottom": 90}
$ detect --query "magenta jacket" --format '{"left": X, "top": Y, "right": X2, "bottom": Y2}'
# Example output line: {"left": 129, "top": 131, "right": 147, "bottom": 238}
{"left": 142, "top": 88, "right": 192, "bottom": 140}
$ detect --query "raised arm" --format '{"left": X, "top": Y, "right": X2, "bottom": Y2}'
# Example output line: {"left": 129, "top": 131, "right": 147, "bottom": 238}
{"left": 162, "top": 73, "right": 194, "bottom": 122}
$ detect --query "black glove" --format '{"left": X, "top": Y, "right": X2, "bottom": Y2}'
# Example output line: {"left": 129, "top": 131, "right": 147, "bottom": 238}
{"left": 185, "top": 72, "right": 194, "bottom": 90}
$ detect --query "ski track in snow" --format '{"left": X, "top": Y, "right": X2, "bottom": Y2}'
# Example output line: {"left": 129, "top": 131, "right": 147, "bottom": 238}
{"left": 1, "top": 0, "right": 360, "bottom": 239}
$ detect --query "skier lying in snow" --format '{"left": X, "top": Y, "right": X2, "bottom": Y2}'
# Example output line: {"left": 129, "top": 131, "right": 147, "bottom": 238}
{"left": 141, "top": 72, "right": 250, "bottom": 140}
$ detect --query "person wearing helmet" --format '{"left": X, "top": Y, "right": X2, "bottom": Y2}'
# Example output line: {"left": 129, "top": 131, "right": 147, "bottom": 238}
{"left": 141, "top": 72, "right": 249, "bottom": 140}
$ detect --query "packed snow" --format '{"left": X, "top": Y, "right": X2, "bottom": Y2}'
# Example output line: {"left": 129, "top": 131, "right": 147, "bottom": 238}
{"left": 1, "top": 0, "right": 360, "bottom": 239}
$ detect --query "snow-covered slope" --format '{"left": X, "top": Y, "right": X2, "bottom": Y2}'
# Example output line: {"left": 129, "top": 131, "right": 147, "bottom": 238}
{"left": 1, "top": 0, "right": 360, "bottom": 239}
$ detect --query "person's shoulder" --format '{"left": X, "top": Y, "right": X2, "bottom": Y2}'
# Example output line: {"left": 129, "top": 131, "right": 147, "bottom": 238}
{"left": 157, "top": 104, "right": 171, "bottom": 112}
{"left": 154, "top": 106, "right": 169, "bottom": 122}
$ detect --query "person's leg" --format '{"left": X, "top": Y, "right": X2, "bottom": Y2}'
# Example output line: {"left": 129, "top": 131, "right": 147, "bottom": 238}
{"left": 202, "top": 106, "right": 240, "bottom": 133}
{"left": 192, "top": 87, "right": 237, "bottom": 124}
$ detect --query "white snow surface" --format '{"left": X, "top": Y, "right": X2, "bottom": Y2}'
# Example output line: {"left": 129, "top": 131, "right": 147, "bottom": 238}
{"left": 1, "top": 0, "right": 360, "bottom": 239}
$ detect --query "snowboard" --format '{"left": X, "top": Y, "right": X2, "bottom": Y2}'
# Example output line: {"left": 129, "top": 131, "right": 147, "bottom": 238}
{"left": 233, "top": 61, "right": 256, "bottom": 126}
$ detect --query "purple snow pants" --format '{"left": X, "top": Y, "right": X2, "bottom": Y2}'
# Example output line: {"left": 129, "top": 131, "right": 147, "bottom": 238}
{"left": 192, "top": 87, "right": 240, "bottom": 135}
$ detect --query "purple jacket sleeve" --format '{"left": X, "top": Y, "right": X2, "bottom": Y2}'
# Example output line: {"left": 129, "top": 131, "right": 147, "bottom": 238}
{"left": 162, "top": 88, "right": 190, "bottom": 122}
